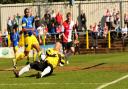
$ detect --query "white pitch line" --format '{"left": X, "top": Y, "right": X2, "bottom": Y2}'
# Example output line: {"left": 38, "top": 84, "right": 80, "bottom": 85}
{"left": 0, "top": 82, "right": 104, "bottom": 86}
{"left": 96, "top": 74, "right": 128, "bottom": 89}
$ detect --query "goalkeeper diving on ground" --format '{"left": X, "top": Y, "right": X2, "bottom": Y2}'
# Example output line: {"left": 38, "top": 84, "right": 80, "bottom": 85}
{"left": 13, "top": 42, "right": 65, "bottom": 78}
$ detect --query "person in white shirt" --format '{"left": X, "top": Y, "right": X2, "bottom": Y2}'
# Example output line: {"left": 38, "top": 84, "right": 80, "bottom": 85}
{"left": 122, "top": 25, "right": 128, "bottom": 38}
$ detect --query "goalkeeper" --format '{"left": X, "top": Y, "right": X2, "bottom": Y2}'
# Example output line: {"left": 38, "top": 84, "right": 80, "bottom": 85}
{"left": 13, "top": 42, "right": 65, "bottom": 78}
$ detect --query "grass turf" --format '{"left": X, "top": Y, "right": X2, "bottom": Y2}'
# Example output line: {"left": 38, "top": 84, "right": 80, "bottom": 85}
{"left": 0, "top": 52, "right": 128, "bottom": 89}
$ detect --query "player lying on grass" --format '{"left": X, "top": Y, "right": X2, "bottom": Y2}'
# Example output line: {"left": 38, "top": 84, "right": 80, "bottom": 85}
{"left": 13, "top": 42, "right": 65, "bottom": 78}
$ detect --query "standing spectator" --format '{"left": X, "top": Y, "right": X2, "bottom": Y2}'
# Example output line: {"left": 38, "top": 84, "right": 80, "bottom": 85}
{"left": 37, "top": 24, "right": 47, "bottom": 45}
{"left": 104, "top": 9, "right": 111, "bottom": 30}
{"left": 122, "top": 24, "right": 128, "bottom": 38}
{"left": 112, "top": 8, "right": 117, "bottom": 25}
{"left": 97, "top": 22, "right": 103, "bottom": 38}
{"left": 3, "top": 29, "right": 8, "bottom": 46}
{"left": 80, "top": 11, "right": 87, "bottom": 32}
{"left": 7, "top": 17, "right": 13, "bottom": 34}
{"left": 16, "top": 13, "right": 21, "bottom": 24}
{"left": 12, "top": 15, "right": 19, "bottom": 32}
{"left": 56, "top": 24, "right": 63, "bottom": 39}
{"left": 51, "top": 10, "right": 56, "bottom": 19}
{"left": 91, "top": 23, "right": 98, "bottom": 49}
{"left": 35, "top": 16, "right": 41, "bottom": 29}
{"left": 124, "top": 13, "right": 128, "bottom": 28}
{"left": 113, "top": 11, "right": 120, "bottom": 27}
{"left": 0, "top": 31, "right": 2, "bottom": 47}
{"left": 74, "top": 21, "right": 79, "bottom": 32}
{"left": 44, "top": 10, "right": 51, "bottom": 32}
{"left": 62, "top": 12, "right": 77, "bottom": 64}
{"left": 55, "top": 12, "right": 63, "bottom": 25}
{"left": 50, "top": 23, "right": 56, "bottom": 37}
{"left": 51, "top": 10, "right": 56, "bottom": 25}
{"left": 103, "top": 23, "right": 108, "bottom": 38}
{"left": 16, "top": 13, "right": 21, "bottom": 30}
{"left": 73, "top": 22, "right": 80, "bottom": 55}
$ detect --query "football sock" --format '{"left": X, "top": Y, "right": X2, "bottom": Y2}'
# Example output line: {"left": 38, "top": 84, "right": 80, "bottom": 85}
{"left": 65, "top": 51, "right": 72, "bottom": 59}
{"left": 19, "top": 64, "right": 30, "bottom": 76}
{"left": 38, "top": 51, "right": 42, "bottom": 57}
{"left": 41, "top": 66, "right": 51, "bottom": 77}
{"left": 33, "top": 52, "right": 37, "bottom": 61}
{"left": 13, "top": 58, "right": 17, "bottom": 67}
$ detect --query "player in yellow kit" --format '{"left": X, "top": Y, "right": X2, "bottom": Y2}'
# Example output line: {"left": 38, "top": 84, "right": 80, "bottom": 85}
{"left": 22, "top": 8, "right": 41, "bottom": 64}
{"left": 13, "top": 42, "right": 65, "bottom": 78}
{"left": 12, "top": 31, "right": 39, "bottom": 68}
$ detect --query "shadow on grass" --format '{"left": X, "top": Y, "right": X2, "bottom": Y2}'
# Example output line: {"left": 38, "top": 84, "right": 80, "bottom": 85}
{"left": 81, "top": 63, "right": 106, "bottom": 70}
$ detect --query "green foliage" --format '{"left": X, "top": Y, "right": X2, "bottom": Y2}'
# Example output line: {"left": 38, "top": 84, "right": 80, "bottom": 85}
{"left": 48, "top": 0, "right": 68, "bottom": 2}
{"left": 0, "top": 0, "right": 33, "bottom": 4}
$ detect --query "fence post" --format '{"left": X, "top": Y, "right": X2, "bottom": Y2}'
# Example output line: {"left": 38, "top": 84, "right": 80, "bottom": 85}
{"left": 108, "top": 31, "right": 111, "bottom": 49}
{"left": 38, "top": 4, "right": 41, "bottom": 17}
{"left": 0, "top": 4, "right": 1, "bottom": 31}
{"left": 86, "top": 30, "right": 89, "bottom": 49}
{"left": 119, "top": 1, "right": 123, "bottom": 28}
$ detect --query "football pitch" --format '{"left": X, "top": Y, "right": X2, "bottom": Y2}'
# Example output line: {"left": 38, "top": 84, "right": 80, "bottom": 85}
{"left": 0, "top": 52, "right": 128, "bottom": 89}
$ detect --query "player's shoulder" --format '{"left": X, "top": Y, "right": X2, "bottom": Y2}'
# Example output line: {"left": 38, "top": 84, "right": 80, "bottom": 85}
{"left": 22, "top": 16, "right": 27, "bottom": 21}
{"left": 63, "top": 20, "right": 68, "bottom": 26}
{"left": 63, "top": 20, "right": 67, "bottom": 24}
{"left": 30, "top": 16, "right": 35, "bottom": 20}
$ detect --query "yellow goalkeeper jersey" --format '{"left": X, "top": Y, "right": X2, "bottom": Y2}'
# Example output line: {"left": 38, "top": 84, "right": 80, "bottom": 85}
{"left": 45, "top": 48, "right": 62, "bottom": 68}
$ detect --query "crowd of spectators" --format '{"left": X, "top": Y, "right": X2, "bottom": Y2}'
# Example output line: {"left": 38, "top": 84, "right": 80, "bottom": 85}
{"left": 0, "top": 8, "right": 128, "bottom": 49}
{"left": 88, "top": 8, "right": 128, "bottom": 49}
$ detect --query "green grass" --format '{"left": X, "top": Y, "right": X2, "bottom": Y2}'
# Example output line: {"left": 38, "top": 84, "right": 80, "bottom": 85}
{"left": 0, "top": 52, "right": 128, "bottom": 89}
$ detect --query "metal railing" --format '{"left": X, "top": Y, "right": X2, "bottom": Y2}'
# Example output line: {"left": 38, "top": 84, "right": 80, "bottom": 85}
{"left": 0, "top": 1, "right": 128, "bottom": 32}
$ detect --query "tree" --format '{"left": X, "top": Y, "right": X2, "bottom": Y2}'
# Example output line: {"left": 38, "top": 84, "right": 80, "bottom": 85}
{"left": 48, "top": 0, "right": 67, "bottom": 2}
{"left": 0, "top": 0, "right": 33, "bottom": 4}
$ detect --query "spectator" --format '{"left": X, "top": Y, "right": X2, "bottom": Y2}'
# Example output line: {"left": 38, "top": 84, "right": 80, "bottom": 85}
{"left": 104, "top": 9, "right": 111, "bottom": 30}
{"left": 37, "top": 24, "right": 47, "bottom": 44}
{"left": 91, "top": 23, "right": 98, "bottom": 49}
{"left": 16, "top": 13, "right": 21, "bottom": 30}
{"left": 0, "top": 31, "right": 2, "bottom": 47}
{"left": 115, "top": 12, "right": 120, "bottom": 26}
{"left": 97, "top": 22, "right": 103, "bottom": 38}
{"left": 3, "top": 29, "right": 8, "bottom": 46}
{"left": 124, "top": 13, "right": 128, "bottom": 28}
{"left": 74, "top": 21, "right": 80, "bottom": 32}
{"left": 35, "top": 16, "right": 41, "bottom": 29}
{"left": 44, "top": 10, "right": 51, "bottom": 31}
{"left": 12, "top": 15, "right": 19, "bottom": 32}
{"left": 50, "top": 23, "right": 56, "bottom": 37}
{"left": 73, "top": 24, "right": 80, "bottom": 55}
{"left": 103, "top": 23, "right": 108, "bottom": 38}
{"left": 56, "top": 24, "right": 62, "bottom": 39}
{"left": 80, "top": 11, "right": 87, "bottom": 31}
{"left": 55, "top": 12, "right": 63, "bottom": 25}
{"left": 51, "top": 10, "right": 56, "bottom": 19}
{"left": 122, "top": 24, "right": 128, "bottom": 38}
{"left": 7, "top": 17, "right": 13, "bottom": 34}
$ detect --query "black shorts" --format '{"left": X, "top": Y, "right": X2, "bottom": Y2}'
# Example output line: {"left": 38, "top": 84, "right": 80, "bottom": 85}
{"left": 62, "top": 41, "right": 74, "bottom": 50}
{"left": 30, "top": 61, "right": 53, "bottom": 75}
